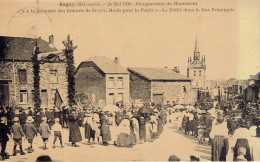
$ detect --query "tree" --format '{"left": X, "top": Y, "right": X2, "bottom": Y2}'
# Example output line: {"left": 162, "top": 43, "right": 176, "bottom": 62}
{"left": 63, "top": 35, "right": 77, "bottom": 107}
{"left": 32, "top": 42, "right": 41, "bottom": 110}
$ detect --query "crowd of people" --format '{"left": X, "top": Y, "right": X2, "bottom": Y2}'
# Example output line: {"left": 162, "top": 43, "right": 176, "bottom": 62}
{"left": 0, "top": 104, "right": 168, "bottom": 160}
{"left": 0, "top": 100, "right": 259, "bottom": 161}
{"left": 168, "top": 101, "right": 260, "bottom": 161}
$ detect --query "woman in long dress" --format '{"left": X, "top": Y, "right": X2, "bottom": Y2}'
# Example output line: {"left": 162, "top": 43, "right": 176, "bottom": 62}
{"left": 210, "top": 115, "right": 229, "bottom": 161}
{"left": 231, "top": 122, "right": 252, "bottom": 161}
{"left": 177, "top": 110, "right": 185, "bottom": 130}
{"left": 116, "top": 119, "right": 132, "bottom": 147}
{"left": 138, "top": 117, "right": 146, "bottom": 143}
{"left": 68, "top": 109, "right": 82, "bottom": 147}
{"left": 84, "top": 116, "right": 94, "bottom": 144}
{"left": 131, "top": 117, "right": 139, "bottom": 144}
{"left": 93, "top": 112, "right": 101, "bottom": 144}
{"left": 108, "top": 114, "right": 118, "bottom": 144}
{"left": 100, "top": 115, "right": 111, "bottom": 146}
{"left": 145, "top": 117, "right": 151, "bottom": 142}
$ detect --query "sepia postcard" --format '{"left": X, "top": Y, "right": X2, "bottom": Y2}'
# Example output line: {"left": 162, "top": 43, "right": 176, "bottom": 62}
{"left": 0, "top": 0, "right": 259, "bottom": 161}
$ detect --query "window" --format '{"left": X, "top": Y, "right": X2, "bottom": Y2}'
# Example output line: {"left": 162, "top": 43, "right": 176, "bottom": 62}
{"left": 20, "top": 90, "right": 28, "bottom": 103}
{"left": 194, "top": 70, "right": 196, "bottom": 76}
{"left": 108, "top": 77, "right": 115, "bottom": 88}
{"left": 199, "top": 70, "right": 201, "bottom": 76}
{"left": 41, "top": 90, "right": 48, "bottom": 108}
{"left": 117, "top": 77, "right": 123, "bottom": 88}
{"left": 18, "top": 69, "right": 27, "bottom": 83}
{"left": 118, "top": 93, "right": 123, "bottom": 102}
{"left": 50, "top": 70, "right": 58, "bottom": 83}
{"left": 108, "top": 93, "right": 115, "bottom": 105}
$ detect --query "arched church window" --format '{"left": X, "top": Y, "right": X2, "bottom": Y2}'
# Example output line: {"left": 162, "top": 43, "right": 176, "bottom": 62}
{"left": 199, "top": 70, "right": 201, "bottom": 76}
{"left": 194, "top": 70, "right": 196, "bottom": 76}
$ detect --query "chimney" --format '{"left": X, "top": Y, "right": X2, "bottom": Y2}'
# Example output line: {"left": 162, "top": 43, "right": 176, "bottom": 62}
{"left": 49, "top": 35, "right": 54, "bottom": 45}
{"left": 172, "top": 66, "right": 180, "bottom": 73}
{"left": 114, "top": 57, "right": 120, "bottom": 64}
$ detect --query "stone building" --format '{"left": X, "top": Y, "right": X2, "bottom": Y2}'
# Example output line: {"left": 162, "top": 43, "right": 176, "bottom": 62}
{"left": 75, "top": 56, "right": 130, "bottom": 108}
{"left": 187, "top": 38, "right": 206, "bottom": 89}
{"left": 0, "top": 35, "right": 68, "bottom": 109}
{"left": 245, "top": 72, "right": 260, "bottom": 103}
{"left": 128, "top": 67, "right": 196, "bottom": 105}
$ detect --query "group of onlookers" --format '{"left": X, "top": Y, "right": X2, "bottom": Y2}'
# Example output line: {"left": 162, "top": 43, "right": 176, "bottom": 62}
{"left": 170, "top": 102, "right": 260, "bottom": 161}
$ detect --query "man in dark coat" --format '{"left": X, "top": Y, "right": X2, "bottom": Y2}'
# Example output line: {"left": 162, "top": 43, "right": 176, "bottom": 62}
{"left": 68, "top": 108, "right": 82, "bottom": 147}
{"left": 0, "top": 117, "right": 11, "bottom": 160}
{"left": 62, "top": 106, "right": 68, "bottom": 128}
{"left": 50, "top": 108, "right": 55, "bottom": 127}
{"left": 33, "top": 109, "right": 42, "bottom": 130}
{"left": 44, "top": 108, "right": 51, "bottom": 127}
{"left": 19, "top": 109, "right": 27, "bottom": 130}
{"left": 28, "top": 107, "right": 33, "bottom": 116}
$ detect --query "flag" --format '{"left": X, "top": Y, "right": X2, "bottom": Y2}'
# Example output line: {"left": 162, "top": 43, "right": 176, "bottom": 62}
{"left": 54, "top": 89, "right": 63, "bottom": 109}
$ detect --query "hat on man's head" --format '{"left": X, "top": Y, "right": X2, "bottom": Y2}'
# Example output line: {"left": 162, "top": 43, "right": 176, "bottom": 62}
{"left": 42, "top": 117, "right": 47, "bottom": 121}
{"left": 26, "top": 116, "right": 34, "bottom": 122}
{"left": 13, "top": 117, "right": 19, "bottom": 122}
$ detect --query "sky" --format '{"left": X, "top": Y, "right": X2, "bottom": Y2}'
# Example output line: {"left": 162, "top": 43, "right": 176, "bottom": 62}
{"left": 0, "top": 0, "right": 259, "bottom": 80}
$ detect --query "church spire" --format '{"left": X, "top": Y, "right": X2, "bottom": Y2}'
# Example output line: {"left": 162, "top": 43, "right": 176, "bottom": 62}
{"left": 194, "top": 36, "right": 198, "bottom": 53}
{"left": 194, "top": 36, "right": 200, "bottom": 60}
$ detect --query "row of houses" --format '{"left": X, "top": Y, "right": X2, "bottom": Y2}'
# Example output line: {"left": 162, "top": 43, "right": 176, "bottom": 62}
{"left": 220, "top": 73, "right": 260, "bottom": 103}
{"left": 0, "top": 35, "right": 197, "bottom": 109}
{"left": 245, "top": 73, "right": 260, "bottom": 103}
{"left": 76, "top": 56, "right": 197, "bottom": 108}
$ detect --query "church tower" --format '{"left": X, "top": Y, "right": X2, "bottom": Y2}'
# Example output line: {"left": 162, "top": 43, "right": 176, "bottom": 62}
{"left": 187, "top": 37, "right": 206, "bottom": 89}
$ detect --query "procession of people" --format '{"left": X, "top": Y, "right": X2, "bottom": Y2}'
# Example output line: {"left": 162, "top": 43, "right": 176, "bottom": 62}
{"left": 0, "top": 99, "right": 259, "bottom": 161}
{"left": 0, "top": 103, "right": 169, "bottom": 160}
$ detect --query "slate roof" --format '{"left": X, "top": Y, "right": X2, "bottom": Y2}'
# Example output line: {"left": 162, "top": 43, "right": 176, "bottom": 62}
{"left": 78, "top": 56, "right": 129, "bottom": 74}
{"left": 128, "top": 67, "right": 191, "bottom": 81}
{"left": 0, "top": 36, "right": 58, "bottom": 60}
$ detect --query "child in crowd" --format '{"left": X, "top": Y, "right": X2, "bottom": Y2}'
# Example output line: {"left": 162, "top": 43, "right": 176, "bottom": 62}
{"left": 234, "top": 147, "right": 247, "bottom": 161}
{"left": 11, "top": 117, "right": 26, "bottom": 156}
{"left": 24, "top": 116, "right": 38, "bottom": 153}
{"left": 39, "top": 117, "right": 51, "bottom": 150}
{"left": 52, "top": 118, "right": 63, "bottom": 148}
